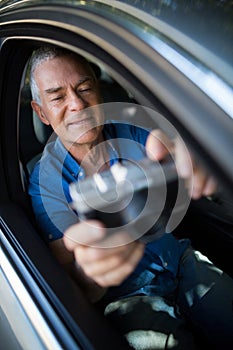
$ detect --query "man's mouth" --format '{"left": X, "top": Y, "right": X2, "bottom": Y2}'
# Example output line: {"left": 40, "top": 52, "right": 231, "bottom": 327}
{"left": 67, "top": 116, "right": 95, "bottom": 128}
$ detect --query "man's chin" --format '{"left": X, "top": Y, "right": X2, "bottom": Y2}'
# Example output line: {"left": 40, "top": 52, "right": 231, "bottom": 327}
{"left": 63, "top": 127, "right": 103, "bottom": 147}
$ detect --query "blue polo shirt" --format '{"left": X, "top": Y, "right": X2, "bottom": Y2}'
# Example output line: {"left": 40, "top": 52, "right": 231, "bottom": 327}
{"left": 29, "top": 121, "right": 189, "bottom": 300}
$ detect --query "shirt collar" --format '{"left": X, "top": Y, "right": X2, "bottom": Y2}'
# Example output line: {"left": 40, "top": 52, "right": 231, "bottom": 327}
{"left": 54, "top": 137, "right": 81, "bottom": 178}
{"left": 54, "top": 124, "right": 120, "bottom": 179}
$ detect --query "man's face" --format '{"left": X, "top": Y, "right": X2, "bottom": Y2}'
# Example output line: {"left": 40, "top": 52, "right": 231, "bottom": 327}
{"left": 31, "top": 55, "right": 104, "bottom": 149}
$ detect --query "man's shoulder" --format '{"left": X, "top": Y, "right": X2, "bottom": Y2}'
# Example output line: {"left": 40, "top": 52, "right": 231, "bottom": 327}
{"left": 29, "top": 138, "right": 63, "bottom": 182}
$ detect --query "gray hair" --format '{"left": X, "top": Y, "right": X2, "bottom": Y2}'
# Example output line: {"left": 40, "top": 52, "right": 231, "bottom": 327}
{"left": 29, "top": 46, "right": 96, "bottom": 105}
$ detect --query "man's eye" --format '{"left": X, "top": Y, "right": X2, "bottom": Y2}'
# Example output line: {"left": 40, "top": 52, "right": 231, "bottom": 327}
{"left": 78, "top": 86, "right": 93, "bottom": 93}
{"left": 52, "top": 96, "right": 63, "bottom": 101}
{"left": 79, "top": 88, "right": 91, "bottom": 93}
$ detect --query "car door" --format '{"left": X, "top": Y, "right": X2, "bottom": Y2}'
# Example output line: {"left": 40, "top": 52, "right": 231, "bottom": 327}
{"left": 1, "top": 1, "right": 233, "bottom": 349}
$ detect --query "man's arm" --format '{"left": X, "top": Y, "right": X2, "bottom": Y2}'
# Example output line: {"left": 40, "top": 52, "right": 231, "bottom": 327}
{"left": 63, "top": 129, "right": 217, "bottom": 288}
{"left": 63, "top": 220, "right": 145, "bottom": 288}
{"left": 49, "top": 238, "right": 109, "bottom": 302}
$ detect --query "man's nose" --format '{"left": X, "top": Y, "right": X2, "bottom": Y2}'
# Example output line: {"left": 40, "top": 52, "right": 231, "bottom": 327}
{"left": 68, "top": 91, "right": 87, "bottom": 111}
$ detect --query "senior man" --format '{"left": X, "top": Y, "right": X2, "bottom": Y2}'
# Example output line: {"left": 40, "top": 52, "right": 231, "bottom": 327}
{"left": 28, "top": 46, "right": 233, "bottom": 350}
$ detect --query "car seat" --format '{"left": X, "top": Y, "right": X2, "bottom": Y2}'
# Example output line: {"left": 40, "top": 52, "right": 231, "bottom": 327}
{"left": 19, "top": 84, "right": 53, "bottom": 177}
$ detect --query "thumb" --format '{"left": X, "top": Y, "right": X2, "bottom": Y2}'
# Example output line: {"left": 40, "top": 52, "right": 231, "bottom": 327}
{"left": 146, "top": 129, "right": 173, "bottom": 161}
{"left": 64, "top": 220, "right": 106, "bottom": 250}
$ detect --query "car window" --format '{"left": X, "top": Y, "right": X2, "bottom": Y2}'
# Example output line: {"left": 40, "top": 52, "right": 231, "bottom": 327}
{"left": 118, "top": 0, "right": 233, "bottom": 67}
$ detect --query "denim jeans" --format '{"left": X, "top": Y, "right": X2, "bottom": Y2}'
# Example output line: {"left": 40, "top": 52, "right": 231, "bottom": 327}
{"left": 104, "top": 248, "right": 233, "bottom": 350}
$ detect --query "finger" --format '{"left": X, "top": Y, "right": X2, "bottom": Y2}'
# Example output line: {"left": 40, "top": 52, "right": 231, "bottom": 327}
{"left": 146, "top": 129, "right": 173, "bottom": 161}
{"left": 174, "top": 137, "right": 193, "bottom": 179}
{"left": 189, "top": 167, "right": 208, "bottom": 199}
{"left": 202, "top": 176, "right": 217, "bottom": 197}
{"left": 93, "top": 229, "right": 136, "bottom": 249}
{"left": 75, "top": 241, "right": 144, "bottom": 278}
{"left": 63, "top": 220, "right": 106, "bottom": 250}
{"left": 93, "top": 243, "right": 145, "bottom": 287}
{"left": 75, "top": 240, "right": 135, "bottom": 264}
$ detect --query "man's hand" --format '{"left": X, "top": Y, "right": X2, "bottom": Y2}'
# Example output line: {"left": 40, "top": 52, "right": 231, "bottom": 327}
{"left": 63, "top": 220, "right": 145, "bottom": 287}
{"left": 63, "top": 128, "right": 216, "bottom": 290}
{"left": 146, "top": 129, "right": 217, "bottom": 199}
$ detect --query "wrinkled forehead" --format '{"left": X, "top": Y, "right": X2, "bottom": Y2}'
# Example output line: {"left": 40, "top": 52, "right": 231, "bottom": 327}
{"left": 33, "top": 53, "right": 96, "bottom": 84}
{"left": 40, "top": 53, "right": 91, "bottom": 72}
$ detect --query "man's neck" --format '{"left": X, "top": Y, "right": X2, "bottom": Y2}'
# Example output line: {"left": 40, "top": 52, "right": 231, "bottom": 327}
{"left": 63, "top": 134, "right": 110, "bottom": 176}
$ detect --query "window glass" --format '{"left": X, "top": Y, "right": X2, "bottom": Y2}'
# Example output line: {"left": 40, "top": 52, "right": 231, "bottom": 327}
{"left": 118, "top": 0, "right": 233, "bottom": 65}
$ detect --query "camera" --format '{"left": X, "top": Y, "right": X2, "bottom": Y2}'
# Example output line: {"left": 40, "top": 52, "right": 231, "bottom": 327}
{"left": 69, "top": 158, "right": 180, "bottom": 243}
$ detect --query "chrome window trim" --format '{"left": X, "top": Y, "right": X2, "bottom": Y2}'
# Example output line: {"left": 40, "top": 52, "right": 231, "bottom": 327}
{"left": 145, "top": 34, "right": 233, "bottom": 120}
{"left": 0, "top": 259, "right": 47, "bottom": 350}
{"left": 0, "top": 230, "right": 80, "bottom": 350}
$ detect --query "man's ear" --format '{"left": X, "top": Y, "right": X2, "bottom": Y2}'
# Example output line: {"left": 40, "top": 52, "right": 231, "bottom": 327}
{"left": 31, "top": 101, "right": 50, "bottom": 126}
